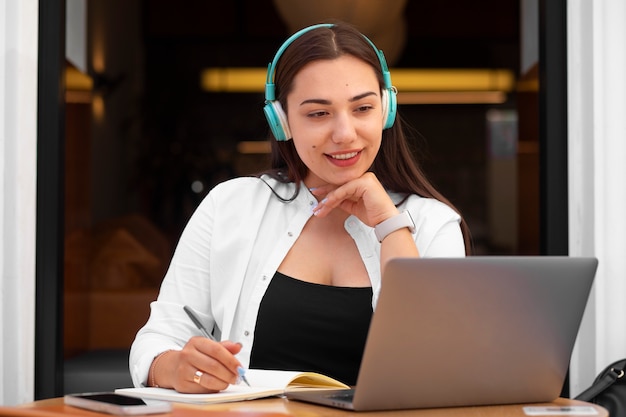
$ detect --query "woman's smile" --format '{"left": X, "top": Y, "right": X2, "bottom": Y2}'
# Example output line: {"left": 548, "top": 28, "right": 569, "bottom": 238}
{"left": 325, "top": 150, "right": 362, "bottom": 167}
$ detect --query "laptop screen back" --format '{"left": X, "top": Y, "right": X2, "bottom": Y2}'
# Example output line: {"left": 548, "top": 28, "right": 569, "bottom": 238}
{"left": 350, "top": 257, "right": 597, "bottom": 410}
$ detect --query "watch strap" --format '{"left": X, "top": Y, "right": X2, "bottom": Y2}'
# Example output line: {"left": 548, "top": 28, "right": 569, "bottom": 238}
{"left": 374, "top": 210, "right": 416, "bottom": 242}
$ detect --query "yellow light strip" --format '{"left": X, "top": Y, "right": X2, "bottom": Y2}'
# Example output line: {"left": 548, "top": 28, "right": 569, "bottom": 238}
{"left": 200, "top": 67, "right": 515, "bottom": 94}
{"left": 65, "top": 65, "right": 94, "bottom": 103}
{"left": 66, "top": 65, "right": 94, "bottom": 91}
{"left": 391, "top": 69, "right": 514, "bottom": 92}
{"left": 397, "top": 91, "right": 507, "bottom": 105}
{"left": 202, "top": 68, "right": 266, "bottom": 93}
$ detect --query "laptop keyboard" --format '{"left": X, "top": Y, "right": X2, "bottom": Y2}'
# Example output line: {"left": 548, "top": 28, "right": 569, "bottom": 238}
{"left": 325, "top": 392, "right": 355, "bottom": 401}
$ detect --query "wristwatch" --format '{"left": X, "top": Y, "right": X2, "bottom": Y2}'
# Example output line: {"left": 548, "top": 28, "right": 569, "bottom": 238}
{"left": 374, "top": 210, "right": 416, "bottom": 242}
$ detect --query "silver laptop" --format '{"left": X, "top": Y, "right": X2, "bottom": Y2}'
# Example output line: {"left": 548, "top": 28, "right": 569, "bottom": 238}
{"left": 286, "top": 256, "right": 598, "bottom": 411}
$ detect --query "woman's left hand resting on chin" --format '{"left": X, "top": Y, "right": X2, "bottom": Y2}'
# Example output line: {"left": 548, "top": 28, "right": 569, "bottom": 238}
{"left": 150, "top": 337, "right": 243, "bottom": 393}
{"left": 310, "top": 172, "right": 420, "bottom": 260}
{"left": 310, "top": 172, "right": 398, "bottom": 225}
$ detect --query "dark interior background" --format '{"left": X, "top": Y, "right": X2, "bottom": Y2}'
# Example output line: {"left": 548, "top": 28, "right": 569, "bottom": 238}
{"left": 62, "top": 0, "right": 536, "bottom": 393}
{"left": 76, "top": 0, "right": 522, "bottom": 247}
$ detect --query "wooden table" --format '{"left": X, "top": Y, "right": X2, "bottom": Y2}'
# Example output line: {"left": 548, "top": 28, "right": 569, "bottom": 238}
{"left": 0, "top": 396, "right": 607, "bottom": 417}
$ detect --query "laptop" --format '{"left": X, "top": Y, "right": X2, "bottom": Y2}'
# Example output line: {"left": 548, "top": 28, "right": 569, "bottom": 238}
{"left": 285, "top": 256, "right": 598, "bottom": 411}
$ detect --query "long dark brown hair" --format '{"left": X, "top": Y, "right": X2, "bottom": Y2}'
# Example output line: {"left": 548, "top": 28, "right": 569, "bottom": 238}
{"left": 258, "top": 21, "right": 472, "bottom": 254}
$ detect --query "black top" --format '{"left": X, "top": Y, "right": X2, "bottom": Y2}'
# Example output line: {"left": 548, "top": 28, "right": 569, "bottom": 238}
{"left": 249, "top": 271, "right": 373, "bottom": 385}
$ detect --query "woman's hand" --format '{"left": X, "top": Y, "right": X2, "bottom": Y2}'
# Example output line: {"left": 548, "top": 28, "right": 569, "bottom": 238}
{"left": 152, "top": 338, "right": 243, "bottom": 393}
{"left": 310, "top": 172, "right": 420, "bottom": 261}
{"left": 310, "top": 172, "right": 399, "bottom": 227}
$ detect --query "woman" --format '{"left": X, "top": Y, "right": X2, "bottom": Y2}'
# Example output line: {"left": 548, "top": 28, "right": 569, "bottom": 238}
{"left": 130, "top": 21, "right": 470, "bottom": 393}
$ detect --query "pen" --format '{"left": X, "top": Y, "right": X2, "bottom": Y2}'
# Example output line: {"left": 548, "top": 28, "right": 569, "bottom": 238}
{"left": 183, "top": 305, "right": 251, "bottom": 387}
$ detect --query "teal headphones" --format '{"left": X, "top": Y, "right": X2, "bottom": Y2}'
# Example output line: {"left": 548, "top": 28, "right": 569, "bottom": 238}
{"left": 263, "top": 23, "right": 398, "bottom": 142}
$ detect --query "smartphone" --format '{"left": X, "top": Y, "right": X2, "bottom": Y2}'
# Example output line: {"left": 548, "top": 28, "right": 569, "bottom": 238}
{"left": 64, "top": 392, "right": 172, "bottom": 415}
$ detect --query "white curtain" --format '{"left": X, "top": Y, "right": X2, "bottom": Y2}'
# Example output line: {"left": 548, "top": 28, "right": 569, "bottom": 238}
{"left": 0, "top": 0, "right": 39, "bottom": 406}
{"left": 568, "top": 0, "right": 626, "bottom": 396}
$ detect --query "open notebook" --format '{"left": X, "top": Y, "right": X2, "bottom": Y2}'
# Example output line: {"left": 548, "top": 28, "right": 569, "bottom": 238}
{"left": 116, "top": 369, "right": 349, "bottom": 404}
{"left": 286, "top": 256, "right": 597, "bottom": 411}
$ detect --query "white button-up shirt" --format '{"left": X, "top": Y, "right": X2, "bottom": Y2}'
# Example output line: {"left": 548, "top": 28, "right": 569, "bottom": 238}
{"left": 129, "top": 176, "right": 465, "bottom": 387}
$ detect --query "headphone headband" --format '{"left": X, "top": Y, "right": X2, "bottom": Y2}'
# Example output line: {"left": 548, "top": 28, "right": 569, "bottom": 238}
{"left": 265, "top": 23, "right": 333, "bottom": 102}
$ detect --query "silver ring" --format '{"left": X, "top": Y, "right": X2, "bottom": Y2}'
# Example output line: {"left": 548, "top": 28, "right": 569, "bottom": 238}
{"left": 193, "top": 370, "right": 203, "bottom": 384}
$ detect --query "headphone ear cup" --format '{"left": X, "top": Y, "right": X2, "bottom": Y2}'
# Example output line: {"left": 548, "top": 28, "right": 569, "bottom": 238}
{"left": 381, "top": 88, "right": 397, "bottom": 130}
{"left": 263, "top": 101, "right": 292, "bottom": 141}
